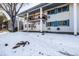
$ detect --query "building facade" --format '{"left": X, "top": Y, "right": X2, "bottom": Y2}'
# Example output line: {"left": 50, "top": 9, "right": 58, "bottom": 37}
{"left": 19, "top": 3, "right": 79, "bottom": 35}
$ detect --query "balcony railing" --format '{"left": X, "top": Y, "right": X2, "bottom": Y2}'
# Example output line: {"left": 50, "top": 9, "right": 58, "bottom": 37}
{"left": 28, "top": 15, "right": 47, "bottom": 22}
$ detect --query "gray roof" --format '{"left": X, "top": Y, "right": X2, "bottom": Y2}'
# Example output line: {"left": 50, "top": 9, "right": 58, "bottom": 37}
{"left": 19, "top": 3, "right": 66, "bottom": 17}
{"left": 19, "top": 3, "right": 48, "bottom": 16}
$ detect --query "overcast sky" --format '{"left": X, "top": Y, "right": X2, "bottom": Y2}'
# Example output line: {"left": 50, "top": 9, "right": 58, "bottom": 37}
{"left": 19, "top": 3, "right": 40, "bottom": 13}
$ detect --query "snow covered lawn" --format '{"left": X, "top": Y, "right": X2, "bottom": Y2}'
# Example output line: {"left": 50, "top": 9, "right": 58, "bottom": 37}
{"left": 0, "top": 32, "right": 79, "bottom": 56}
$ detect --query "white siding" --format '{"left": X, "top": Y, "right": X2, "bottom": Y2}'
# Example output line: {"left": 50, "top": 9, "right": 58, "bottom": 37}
{"left": 77, "top": 3, "right": 79, "bottom": 33}
{"left": 23, "top": 3, "right": 79, "bottom": 33}
{"left": 45, "top": 4, "right": 74, "bottom": 32}
{"left": 35, "top": 22, "right": 40, "bottom": 31}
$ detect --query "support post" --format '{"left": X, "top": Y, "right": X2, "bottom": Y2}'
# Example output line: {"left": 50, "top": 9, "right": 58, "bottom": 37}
{"left": 40, "top": 7, "right": 43, "bottom": 32}
{"left": 27, "top": 13, "right": 29, "bottom": 31}
{"left": 73, "top": 3, "right": 77, "bottom": 36}
{"left": 22, "top": 19, "right": 25, "bottom": 31}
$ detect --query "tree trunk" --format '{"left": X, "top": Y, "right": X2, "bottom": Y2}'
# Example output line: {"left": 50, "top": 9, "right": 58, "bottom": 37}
{"left": 12, "top": 16, "right": 16, "bottom": 32}
{"left": 12, "top": 19, "right": 15, "bottom": 32}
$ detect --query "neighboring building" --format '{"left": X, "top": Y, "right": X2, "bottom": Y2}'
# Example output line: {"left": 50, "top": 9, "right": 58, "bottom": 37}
{"left": 0, "top": 7, "right": 25, "bottom": 31}
{"left": 0, "top": 8, "right": 10, "bottom": 31}
{"left": 18, "top": 3, "right": 78, "bottom": 35}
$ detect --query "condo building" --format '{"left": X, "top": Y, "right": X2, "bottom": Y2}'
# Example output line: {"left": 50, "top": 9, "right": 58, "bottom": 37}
{"left": 18, "top": 3, "right": 78, "bottom": 35}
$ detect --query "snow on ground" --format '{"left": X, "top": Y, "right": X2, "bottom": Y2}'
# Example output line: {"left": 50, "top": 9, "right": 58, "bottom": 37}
{"left": 0, "top": 32, "right": 9, "bottom": 35}
{"left": 0, "top": 32, "right": 79, "bottom": 56}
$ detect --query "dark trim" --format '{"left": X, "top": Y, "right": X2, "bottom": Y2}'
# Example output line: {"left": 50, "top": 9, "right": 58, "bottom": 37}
{"left": 23, "top": 30, "right": 79, "bottom": 35}
{"left": 44, "top": 31, "right": 74, "bottom": 35}
{"left": 23, "top": 30, "right": 40, "bottom": 32}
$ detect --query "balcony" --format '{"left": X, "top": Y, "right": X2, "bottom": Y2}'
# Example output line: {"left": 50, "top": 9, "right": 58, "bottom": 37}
{"left": 28, "top": 14, "right": 47, "bottom": 22}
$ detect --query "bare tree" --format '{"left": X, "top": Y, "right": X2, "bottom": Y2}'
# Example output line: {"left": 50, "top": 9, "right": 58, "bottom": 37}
{"left": 0, "top": 3, "right": 25, "bottom": 32}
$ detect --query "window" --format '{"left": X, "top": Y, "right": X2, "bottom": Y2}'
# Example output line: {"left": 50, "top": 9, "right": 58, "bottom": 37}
{"left": 58, "top": 20, "right": 69, "bottom": 26}
{"left": 64, "top": 20, "right": 69, "bottom": 26}
{"left": 48, "top": 11, "right": 51, "bottom": 14}
{"left": 51, "top": 9, "right": 56, "bottom": 14}
{"left": 62, "top": 5, "right": 69, "bottom": 11}
{"left": 57, "top": 8, "right": 62, "bottom": 13}
{"left": 46, "top": 22, "right": 51, "bottom": 27}
{"left": 29, "top": 24, "right": 31, "bottom": 27}
{"left": 58, "top": 21, "right": 63, "bottom": 26}
{"left": 46, "top": 19, "right": 69, "bottom": 27}
{"left": 47, "top": 5, "right": 69, "bottom": 15}
{"left": 55, "top": 8, "right": 58, "bottom": 14}
{"left": 47, "top": 9, "right": 56, "bottom": 14}
{"left": 51, "top": 21, "right": 58, "bottom": 26}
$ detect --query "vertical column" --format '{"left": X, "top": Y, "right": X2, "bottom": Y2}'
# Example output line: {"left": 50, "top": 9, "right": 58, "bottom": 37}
{"left": 73, "top": 3, "right": 77, "bottom": 35}
{"left": 27, "top": 13, "right": 29, "bottom": 31}
{"left": 22, "top": 19, "right": 25, "bottom": 31}
{"left": 40, "top": 7, "right": 43, "bottom": 32}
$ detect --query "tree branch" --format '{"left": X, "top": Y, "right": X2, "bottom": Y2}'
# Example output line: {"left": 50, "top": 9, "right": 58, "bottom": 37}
{"left": 0, "top": 4, "right": 11, "bottom": 18}
{"left": 16, "top": 3, "right": 23, "bottom": 15}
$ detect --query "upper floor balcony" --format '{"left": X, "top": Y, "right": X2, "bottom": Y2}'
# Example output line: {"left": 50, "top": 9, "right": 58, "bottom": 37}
{"left": 27, "top": 14, "right": 47, "bottom": 22}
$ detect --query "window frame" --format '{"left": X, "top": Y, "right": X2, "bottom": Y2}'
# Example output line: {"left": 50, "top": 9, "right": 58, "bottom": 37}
{"left": 47, "top": 5, "right": 69, "bottom": 15}
{"left": 46, "top": 19, "right": 70, "bottom": 27}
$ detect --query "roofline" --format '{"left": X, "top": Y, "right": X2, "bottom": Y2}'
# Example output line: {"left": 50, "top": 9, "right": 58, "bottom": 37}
{"left": 18, "top": 3, "right": 66, "bottom": 17}
{"left": 28, "top": 3, "right": 53, "bottom": 13}
{"left": 18, "top": 3, "right": 49, "bottom": 16}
